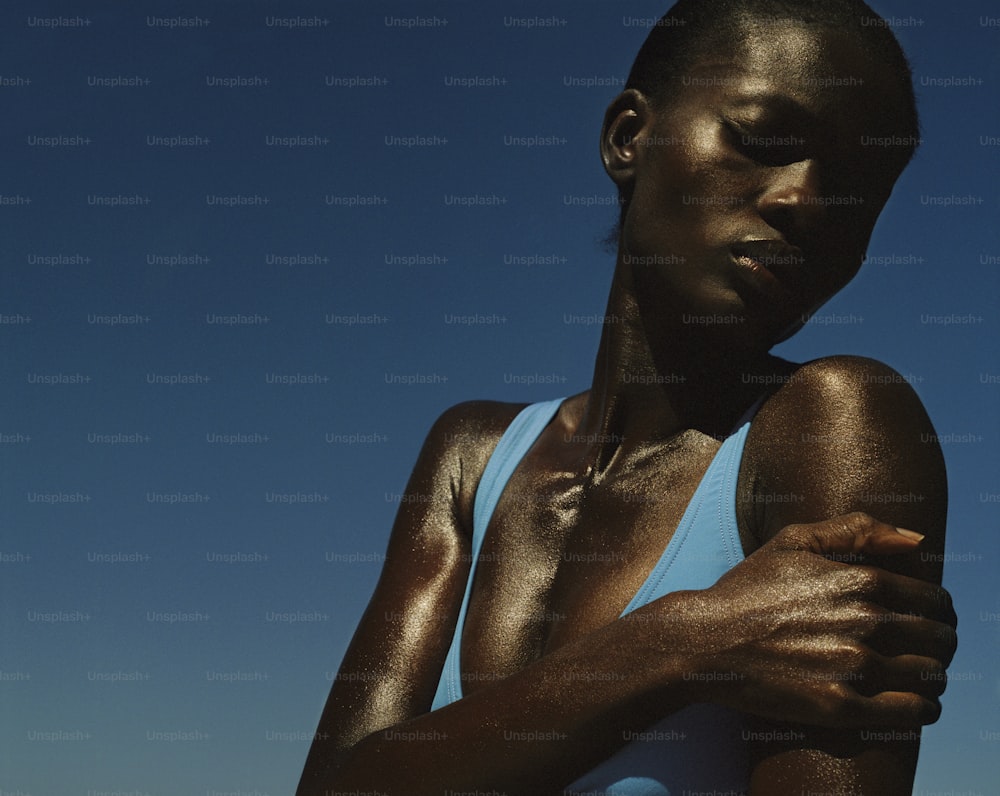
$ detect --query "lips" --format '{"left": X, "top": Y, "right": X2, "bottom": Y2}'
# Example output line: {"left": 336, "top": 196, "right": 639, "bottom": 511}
{"left": 730, "top": 239, "right": 808, "bottom": 293}
{"left": 730, "top": 240, "right": 805, "bottom": 275}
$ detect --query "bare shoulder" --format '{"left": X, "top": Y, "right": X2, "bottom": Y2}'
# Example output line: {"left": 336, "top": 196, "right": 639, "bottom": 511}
{"left": 739, "top": 355, "right": 947, "bottom": 575}
{"left": 747, "top": 354, "right": 941, "bottom": 448}
{"left": 417, "top": 400, "right": 530, "bottom": 535}
{"left": 427, "top": 399, "right": 529, "bottom": 448}
{"left": 750, "top": 354, "right": 937, "bottom": 441}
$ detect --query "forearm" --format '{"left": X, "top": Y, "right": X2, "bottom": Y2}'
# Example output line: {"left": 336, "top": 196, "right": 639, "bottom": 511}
{"left": 300, "top": 593, "right": 704, "bottom": 796}
{"left": 301, "top": 516, "right": 956, "bottom": 794}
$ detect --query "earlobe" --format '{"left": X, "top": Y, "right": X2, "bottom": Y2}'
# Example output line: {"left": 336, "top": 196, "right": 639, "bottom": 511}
{"left": 600, "top": 89, "right": 653, "bottom": 191}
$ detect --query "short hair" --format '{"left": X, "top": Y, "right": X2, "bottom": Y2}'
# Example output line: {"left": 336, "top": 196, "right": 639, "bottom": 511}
{"left": 610, "top": 0, "right": 920, "bottom": 239}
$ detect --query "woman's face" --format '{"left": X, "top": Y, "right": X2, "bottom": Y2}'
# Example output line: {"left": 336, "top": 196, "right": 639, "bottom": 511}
{"left": 617, "top": 19, "right": 915, "bottom": 352}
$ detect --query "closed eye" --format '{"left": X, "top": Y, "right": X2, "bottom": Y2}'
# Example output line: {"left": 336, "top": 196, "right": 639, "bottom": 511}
{"left": 723, "top": 119, "right": 808, "bottom": 167}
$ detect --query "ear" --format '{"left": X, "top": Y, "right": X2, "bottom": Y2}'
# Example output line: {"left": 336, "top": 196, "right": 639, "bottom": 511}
{"left": 600, "top": 89, "right": 656, "bottom": 195}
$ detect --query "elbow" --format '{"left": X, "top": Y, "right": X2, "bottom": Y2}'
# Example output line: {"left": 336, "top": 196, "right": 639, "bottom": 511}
{"left": 297, "top": 736, "right": 382, "bottom": 796}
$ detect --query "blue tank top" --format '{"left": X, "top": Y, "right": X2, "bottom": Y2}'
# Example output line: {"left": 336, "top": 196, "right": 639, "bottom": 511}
{"left": 431, "top": 397, "right": 753, "bottom": 795}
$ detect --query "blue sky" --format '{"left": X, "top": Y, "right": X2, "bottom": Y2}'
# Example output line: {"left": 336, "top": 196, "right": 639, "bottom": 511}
{"left": 1, "top": 1, "right": 997, "bottom": 793}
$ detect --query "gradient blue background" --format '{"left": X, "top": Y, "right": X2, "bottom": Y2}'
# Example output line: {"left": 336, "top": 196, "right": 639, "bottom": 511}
{"left": 1, "top": 1, "right": 997, "bottom": 794}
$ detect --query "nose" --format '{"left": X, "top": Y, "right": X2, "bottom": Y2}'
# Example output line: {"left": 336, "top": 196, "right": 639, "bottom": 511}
{"left": 756, "top": 159, "right": 825, "bottom": 237}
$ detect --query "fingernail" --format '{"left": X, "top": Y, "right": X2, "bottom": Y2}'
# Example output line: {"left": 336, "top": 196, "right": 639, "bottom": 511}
{"left": 895, "top": 527, "right": 925, "bottom": 542}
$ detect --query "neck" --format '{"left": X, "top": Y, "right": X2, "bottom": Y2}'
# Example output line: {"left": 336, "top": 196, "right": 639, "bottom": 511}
{"left": 573, "top": 262, "right": 794, "bottom": 478}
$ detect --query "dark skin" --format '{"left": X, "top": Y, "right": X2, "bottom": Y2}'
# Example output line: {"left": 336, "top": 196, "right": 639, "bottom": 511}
{"left": 298, "top": 20, "right": 957, "bottom": 795}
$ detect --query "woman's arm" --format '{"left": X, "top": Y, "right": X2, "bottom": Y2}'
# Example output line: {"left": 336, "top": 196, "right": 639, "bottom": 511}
{"left": 299, "top": 382, "right": 954, "bottom": 794}
{"left": 738, "top": 355, "right": 956, "bottom": 794}
{"left": 296, "top": 400, "right": 711, "bottom": 794}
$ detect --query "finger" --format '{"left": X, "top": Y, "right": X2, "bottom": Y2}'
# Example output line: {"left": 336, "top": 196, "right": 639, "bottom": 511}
{"left": 863, "top": 653, "right": 950, "bottom": 700}
{"left": 868, "top": 568, "right": 958, "bottom": 627}
{"left": 772, "top": 512, "right": 923, "bottom": 557}
{"left": 839, "top": 687, "right": 941, "bottom": 728}
{"left": 865, "top": 611, "right": 958, "bottom": 666}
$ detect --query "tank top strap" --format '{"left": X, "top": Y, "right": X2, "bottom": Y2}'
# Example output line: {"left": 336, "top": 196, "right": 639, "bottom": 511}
{"left": 472, "top": 397, "right": 566, "bottom": 547}
{"left": 432, "top": 397, "right": 565, "bottom": 709}
{"left": 619, "top": 420, "right": 751, "bottom": 614}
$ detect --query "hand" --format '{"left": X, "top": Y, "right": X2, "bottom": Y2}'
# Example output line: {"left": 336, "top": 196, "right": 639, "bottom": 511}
{"left": 683, "top": 512, "right": 958, "bottom": 727}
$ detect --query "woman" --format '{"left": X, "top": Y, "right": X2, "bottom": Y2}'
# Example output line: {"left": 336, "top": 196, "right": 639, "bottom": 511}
{"left": 298, "top": 1, "right": 958, "bottom": 792}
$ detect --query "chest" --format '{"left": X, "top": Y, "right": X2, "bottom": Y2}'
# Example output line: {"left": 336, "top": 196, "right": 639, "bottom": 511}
{"left": 460, "top": 436, "right": 726, "bottom": 692}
